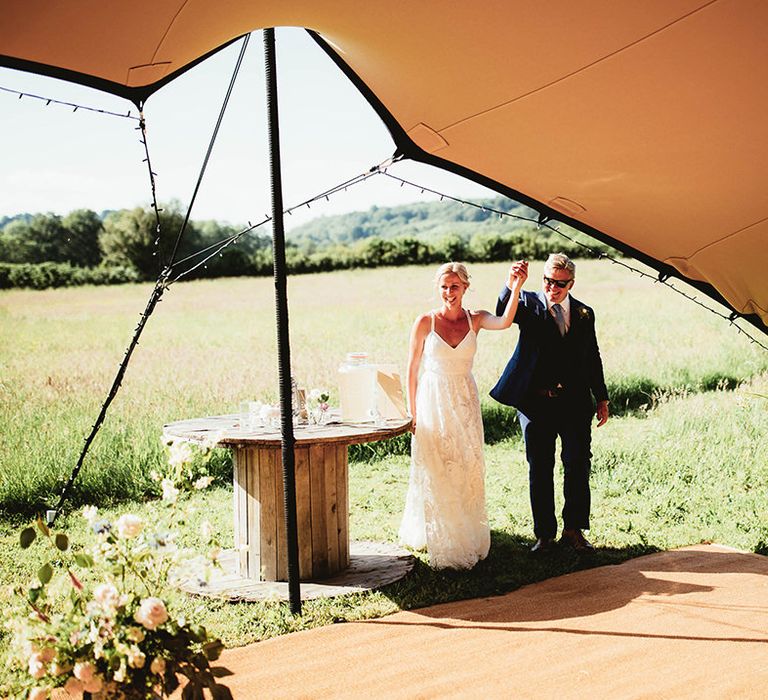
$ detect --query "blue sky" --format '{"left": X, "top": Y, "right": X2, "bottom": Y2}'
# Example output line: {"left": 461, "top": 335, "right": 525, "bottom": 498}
{"left": 0, "top": 28, "right": 496, "bottom": 230}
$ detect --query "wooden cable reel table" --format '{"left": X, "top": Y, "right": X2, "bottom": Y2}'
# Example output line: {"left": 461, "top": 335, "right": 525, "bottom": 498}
{"left": 163, "top": 411, "right": 411, "bottom": 582}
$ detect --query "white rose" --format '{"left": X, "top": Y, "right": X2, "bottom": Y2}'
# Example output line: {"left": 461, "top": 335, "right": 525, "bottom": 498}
{"left": 161, "top": 479, "right": 179, "bottom": 504}
{"left": 28, "top": 653, "right": 46, "bottom": 680}
{"left": 194, "top": 475, "right": 214, "bottom": 490}
{"left": 82, "top": 505, "right": 98, "bottom": 523}
{"left": 128, "top": 648, "right": 146, "bottom": 669}
{"left": 133, "top": 597, "right": 168, "bottom": 630}
{"left": 93, "top": 583, "right": 120, "bottom": 608}
{"left": 168, "top": 441, "right": 194, "bottom": 468}
{"left": 200, "top": 520, "right": 212, "bottom": 541}
{"left": 125, "top": 626, "right": 145, "bottom": 643}
{"left": 28, "top": 688, "right": 49, "bottom": 700}
{"left": 115, "top": 514, "right": 143, "bottom": 539}
{"left": 113, "top": 664, "right": 126, "bottom": 683}
{"left": 150, "top": 656, "right": 166, "bottom": 676}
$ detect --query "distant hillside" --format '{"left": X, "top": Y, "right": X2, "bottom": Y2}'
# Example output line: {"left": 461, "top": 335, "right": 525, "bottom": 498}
{"left": 0, "top": 213, "right": 34, "bottom": 229}
{"left": 286, "top": 196, "right": 542, "bottom": 246}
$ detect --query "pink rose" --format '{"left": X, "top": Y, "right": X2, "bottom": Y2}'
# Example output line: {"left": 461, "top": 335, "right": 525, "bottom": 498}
{"left": 133, "top": 597, "right": 169, "bottom": 630}
{"left": 82, "top": 675, "right": 103, "bottom": 693}
{"left": 63, "top": 677, "right": 83, "bottom": 695}
{"left": 150, "top": 657, "right": 166, "bottom": 676}
{"left": 74, "top": 661, "right": 96, "bottom": 683}
{"left": 28, "top": 688, "right": 49, "bottom": 700}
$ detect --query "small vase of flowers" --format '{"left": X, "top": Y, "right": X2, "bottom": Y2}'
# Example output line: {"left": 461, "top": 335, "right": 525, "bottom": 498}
{"left": 307, "top": 388, "right": 331, "bottom": 425}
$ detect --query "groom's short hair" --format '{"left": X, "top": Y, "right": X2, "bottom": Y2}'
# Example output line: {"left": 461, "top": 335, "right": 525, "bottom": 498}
{"left": 545, "top": 253, "right": 576, "bottom": 278}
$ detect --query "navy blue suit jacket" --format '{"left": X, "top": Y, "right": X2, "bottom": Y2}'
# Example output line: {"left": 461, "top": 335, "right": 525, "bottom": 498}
{"left": 490, "top": 288, "right": 608, "bottom": 412}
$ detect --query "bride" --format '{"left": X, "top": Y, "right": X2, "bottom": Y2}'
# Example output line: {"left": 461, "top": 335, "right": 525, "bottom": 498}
{"left": 399, "top": 260, "right": 528, "bottom": 569}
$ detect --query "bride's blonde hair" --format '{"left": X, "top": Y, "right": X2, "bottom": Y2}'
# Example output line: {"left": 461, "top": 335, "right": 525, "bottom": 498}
{"left": 434, "top": 262, "right": 471, "bottom": 289}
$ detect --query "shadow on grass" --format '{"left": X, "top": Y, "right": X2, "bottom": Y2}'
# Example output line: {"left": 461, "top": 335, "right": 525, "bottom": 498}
{"left": 377, "top": 529, "right": 660, "bottom": 614}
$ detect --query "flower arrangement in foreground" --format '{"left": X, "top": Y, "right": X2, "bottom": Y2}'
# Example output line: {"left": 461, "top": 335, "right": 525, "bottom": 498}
{"left": 4, "top": 438, "right": 232, "bottom": 700}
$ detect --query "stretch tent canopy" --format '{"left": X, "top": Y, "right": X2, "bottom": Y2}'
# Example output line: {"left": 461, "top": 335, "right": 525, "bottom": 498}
{"left": 2, "top": 0, "right": 766, "bottom": 332}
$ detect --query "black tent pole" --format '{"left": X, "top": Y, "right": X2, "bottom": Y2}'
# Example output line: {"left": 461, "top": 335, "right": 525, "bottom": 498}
{"left": 263, "top": 27, "right": 301, "bottom": 614}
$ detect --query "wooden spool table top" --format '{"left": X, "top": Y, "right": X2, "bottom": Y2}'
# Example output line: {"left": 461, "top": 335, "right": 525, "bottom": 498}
{"left": 163, "top": 410, "right": 412, "bottom": 448}
{"left": 164, "top": 409, "right": 413, "bottom": 584}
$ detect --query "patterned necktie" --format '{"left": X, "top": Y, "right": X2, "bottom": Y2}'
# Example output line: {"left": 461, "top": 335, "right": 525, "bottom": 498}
{"left": 552, "top": 303, "right": 566, "bottom": 336}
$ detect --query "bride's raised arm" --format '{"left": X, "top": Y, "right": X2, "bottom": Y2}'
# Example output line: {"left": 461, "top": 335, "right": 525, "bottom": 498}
{"left": 475, "top": 261, "right": 528, "bottom": 331}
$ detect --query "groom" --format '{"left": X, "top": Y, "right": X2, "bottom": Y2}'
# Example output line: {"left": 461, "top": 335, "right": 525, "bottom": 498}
{"left": 490, "top": 253, "right": 609, "bottom": 553}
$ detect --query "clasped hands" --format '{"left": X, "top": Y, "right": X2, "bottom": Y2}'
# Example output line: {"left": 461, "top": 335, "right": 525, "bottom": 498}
{"left": 507, "top": 260, "right": 529, "bottom": 288}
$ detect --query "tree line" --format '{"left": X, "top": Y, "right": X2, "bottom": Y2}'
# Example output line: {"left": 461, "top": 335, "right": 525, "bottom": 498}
{"left": 0, "top": 198, "right": 612, "bottom": 289}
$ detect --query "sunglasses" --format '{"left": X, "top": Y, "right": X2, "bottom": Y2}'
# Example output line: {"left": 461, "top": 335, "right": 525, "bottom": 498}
{"left": 543, "top": 275, "right": 573, "bottom": 289}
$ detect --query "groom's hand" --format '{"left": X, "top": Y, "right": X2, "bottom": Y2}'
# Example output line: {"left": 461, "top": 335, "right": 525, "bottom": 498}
{"left": 596, "top": 400, "right": 609, "bottom": 427}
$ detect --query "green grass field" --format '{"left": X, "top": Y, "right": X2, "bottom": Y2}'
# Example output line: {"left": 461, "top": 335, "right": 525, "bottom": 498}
{"left": 1, "top": 260, "right": 766, "bottom": 657}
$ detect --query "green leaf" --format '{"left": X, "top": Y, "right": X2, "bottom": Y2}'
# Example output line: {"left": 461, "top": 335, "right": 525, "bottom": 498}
{"left": 191, "top": 652, "right": 207, "bottom": 670}
{"left": 164, "top": 671, "right": 181, "bottom": 694}
{"left": 36, "top": 517, "right": 50, "bottom": 538}
{"left": 28, "top": 586, "right": 41, "bottom": 604}
{"left": 210, "top": 667, "right": 234, "bottom": 678}
{"left": 74, "top": 552, "right": 94, "bottom": 568}
{"left": 55, "top": 533, "right": 69, "bottom": 551}
{"left": 182, "top": 683, "right": 205, "bottom": 700}
{"left": 20, "top": 527, "right": 36, "bottom": 549}
{"left": 203, "top": 640, "right": 225, "bottom": 661}
{"left": 189, "top": 624, "right": 207, "bottom": 643}
{"left": 38, "top": 562, "right": 53, "bottom": 585}
{"left": 210, "top": 684, "right": 234, "bottom": 700}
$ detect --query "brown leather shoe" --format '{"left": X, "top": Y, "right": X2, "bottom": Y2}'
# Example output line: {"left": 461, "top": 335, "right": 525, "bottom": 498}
{"left": 530, "top": 537, "right": 556, "bottom": 554}
{"left": 560, "top": 529, "right": 594, "bottom": 552}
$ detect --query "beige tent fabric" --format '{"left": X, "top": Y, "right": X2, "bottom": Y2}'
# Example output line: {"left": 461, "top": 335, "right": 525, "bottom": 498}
{"left": 2, "top": 1, "right": 767, "bottom": 328}
{"left": 206, "top": 544, "right": 768, "bottom": 699}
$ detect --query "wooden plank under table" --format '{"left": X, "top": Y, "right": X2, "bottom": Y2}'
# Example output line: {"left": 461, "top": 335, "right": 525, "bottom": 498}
{"left": 163, "top": 412, "right": 410, "bottom": 582}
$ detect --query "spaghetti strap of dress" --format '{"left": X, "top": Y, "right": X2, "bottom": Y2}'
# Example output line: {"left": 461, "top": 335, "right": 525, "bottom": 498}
{"left": 464, "top": 308, "right": 473, "bottom": 334}
{"left": 430, "top": 311, "right": 435, "bottom": 332}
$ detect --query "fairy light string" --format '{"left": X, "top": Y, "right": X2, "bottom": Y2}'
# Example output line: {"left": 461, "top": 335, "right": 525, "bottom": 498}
{"left": 2, "top": 80, "right": 765, "bottom": 350}
{"left": 375, "top": 169, "right": 768, "bottom": 352}
{"left": 0, "top": 84, "right": 139, "bottom": 120}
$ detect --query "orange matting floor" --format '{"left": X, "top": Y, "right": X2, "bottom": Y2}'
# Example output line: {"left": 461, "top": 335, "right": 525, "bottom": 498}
{"left": 212, "top": 544, "right": 768, "bottom": 699}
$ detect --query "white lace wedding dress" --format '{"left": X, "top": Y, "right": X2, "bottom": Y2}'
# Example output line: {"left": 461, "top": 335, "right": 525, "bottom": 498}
{"left": 398, "top": 310, "right": 490, "bottom": 569}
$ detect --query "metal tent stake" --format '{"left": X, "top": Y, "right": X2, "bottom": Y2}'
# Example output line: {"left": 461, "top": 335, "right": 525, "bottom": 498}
{"left": 264, "top": 27, "right": 301, "bottom": 614}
